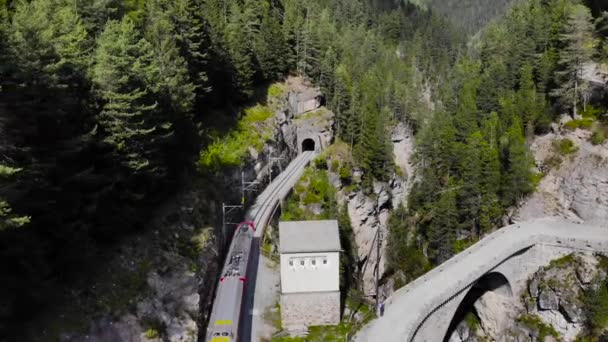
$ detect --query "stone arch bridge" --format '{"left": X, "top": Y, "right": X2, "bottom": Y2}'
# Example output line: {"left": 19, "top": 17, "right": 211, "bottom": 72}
{"left": 355, "top": 218, "right": 608, "bottom": 342}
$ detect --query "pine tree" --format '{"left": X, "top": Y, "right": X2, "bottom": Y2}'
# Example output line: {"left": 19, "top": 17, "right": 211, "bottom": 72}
{"left": 354, "top": 106, "right": 392, "bottom": 182}
{"left": 516, "top": 63, "right": 546, "bottom": 138}
{"left": 453, "top": 60, "right": 481, "bottom": 140}
{"left": 224, "top": 2, "right": 255, "bottom": 99}
{"left": 500, "top": 118, "right": 535, "bottom": 206}
{"left": 92, "top": 18, "right": 171, "bottom": 175}
{"left": 168, "top": 0, "right": 212, "bottom": 105}
{"left": 338, "top": 203, "right": 357, "bottom": 292}
{"left": 0, "top": 165, "right": 30, "bottom": 231}
{"left": 144, "top": 0, "right": 196, "bottom": 114}
{"left": 427, "top": 187, "right": 458, "bottom": 264}
{"left": 253, "top": 3, "right": 288, "bottom": 80}
{"left": 552, "top": 4, "right": 597, "bottom": 117}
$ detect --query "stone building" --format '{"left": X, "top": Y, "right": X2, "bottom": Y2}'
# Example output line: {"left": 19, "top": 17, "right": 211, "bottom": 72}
{"left": 279, "top": 220, "right": 341, "bottom": 332}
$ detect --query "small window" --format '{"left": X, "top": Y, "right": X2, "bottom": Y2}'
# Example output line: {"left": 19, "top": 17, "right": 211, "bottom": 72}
{"left": 222, "top": 332, "right": 229, "bottom": 336}
{"left": 311, "top": 259, "right": 316, "bottom": 266}
{"left": 300, "top": 260, "right": 305, "bottom": 266}
{"left": 323, "top": 258, "right": 328, "bottom": 265}
{"left": 289, "top": 260, "right": 294, "bottom": 266}
{"left": 213, "top": 333, "right": 220, "bottom": 336}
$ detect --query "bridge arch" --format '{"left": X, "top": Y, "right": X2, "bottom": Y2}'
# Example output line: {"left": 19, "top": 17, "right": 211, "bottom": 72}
{"left": 443, "top": 272, "right": 512, "bottom": 341}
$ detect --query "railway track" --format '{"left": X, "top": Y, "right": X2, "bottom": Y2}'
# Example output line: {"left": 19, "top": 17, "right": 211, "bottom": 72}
{"left": 206, "top": 151, "right": 316, "bottom": 342}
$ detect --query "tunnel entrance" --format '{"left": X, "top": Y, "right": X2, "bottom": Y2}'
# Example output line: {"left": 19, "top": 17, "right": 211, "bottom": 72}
{"left": 302, "top": 138, "right": 315, "bottom": 152}
{"left": 443, "top": 272, "right": 512, "bottom": 341}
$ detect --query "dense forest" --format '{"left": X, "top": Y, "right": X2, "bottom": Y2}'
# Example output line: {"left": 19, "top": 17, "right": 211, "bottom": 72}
{"left": 389, "top": 0, "right": 608, "bottom": 277}
{"left": 1, "top": 0, "right": 608, "bottom": 338}
{"left": 0, "top": 0, "right": 458, "bottom": 336}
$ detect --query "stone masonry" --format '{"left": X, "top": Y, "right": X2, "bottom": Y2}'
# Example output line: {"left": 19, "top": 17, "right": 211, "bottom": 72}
{"left": 280, "top": 291, "right": 340, "bottom": 331}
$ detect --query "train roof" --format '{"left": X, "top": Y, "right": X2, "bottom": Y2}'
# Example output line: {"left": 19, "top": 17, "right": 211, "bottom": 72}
{"left": 278, "top": 220, "right": 341, "bottom": 253}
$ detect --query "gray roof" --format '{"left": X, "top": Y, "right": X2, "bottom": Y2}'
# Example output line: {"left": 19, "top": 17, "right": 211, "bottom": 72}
{"left": 279, "top": 220, "right": 341, "bottom": 253}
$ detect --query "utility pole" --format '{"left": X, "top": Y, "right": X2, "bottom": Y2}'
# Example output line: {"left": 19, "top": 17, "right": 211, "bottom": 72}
{"left": 241, "top": 170, "right": 260, "bottom": 205}
{"left": 268, "top": 147, "right": 285, "bottom": 183}
{"left": 221, "top": 203, "right": 242, "bottom": 249}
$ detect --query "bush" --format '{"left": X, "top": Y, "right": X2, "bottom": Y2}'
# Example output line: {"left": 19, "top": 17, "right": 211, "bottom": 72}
{"left": 268, "top": 83, "right": 285, "bottom": 99}
{"left": 591, "top": 130, "right": 606, "bottom": 145}
{"left": 314, "top": 157, "right": 328, "bottom": 170}
{"left": 330, "top": 159, "right": 340, "bottom": 172}
{"left": 581, "top": 105, "right": 603, "bottom": 119}
{"left": 517, "top": 314, "right": 559, "bottom": 341}
{"left": 564, "top": 118, "right": 594, "bottom": 130}
{"left": 145, "top": 328, "right": 160, "bottom": 339}
{"left": 583, "top": 279, "right": 608, "bottom": 335}
{"left": 198, "top": 105, "right": 273, "bottom": 171}
{"left": 553, "top": 138, "right": 578, "bottom": 155}
{"left": 339, "top": 165, "right": 353, "bottom": 184}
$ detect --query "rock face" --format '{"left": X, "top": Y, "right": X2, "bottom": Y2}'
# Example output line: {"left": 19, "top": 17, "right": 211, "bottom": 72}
{"left": 449, "top": 253, "right": 605, "bottom": 342}
{"left": 467, "top": 290, "right": 518, "bottom": 341}
{"left": 391, "top": 122, "right": 415, "bottom": 209}
{"left": 335, "top": 123, "right": 416, "bottom": 297}
{"left": 515, "top": 128, "right": 608, "bottom": 227}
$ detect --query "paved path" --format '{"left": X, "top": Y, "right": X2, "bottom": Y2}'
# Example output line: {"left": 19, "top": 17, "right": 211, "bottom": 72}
{"left": 237, "top": 151, "right": 316, "bottom": 342}
{"left": 355, "top": 218, "right": 608, "bottom": 342}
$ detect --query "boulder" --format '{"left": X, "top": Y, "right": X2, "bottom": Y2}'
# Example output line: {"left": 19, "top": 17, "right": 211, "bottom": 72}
{"left": 529, "top": 275, "right": 540, "bottom": 298}
{"left": 559, "top": 300, "right": 583, "bottom": 323}
{"left": 474, "top": 291, "right": 514, "bottom": 339}
{"left": 538, "top": 289, "right": 559, "bottom": 311}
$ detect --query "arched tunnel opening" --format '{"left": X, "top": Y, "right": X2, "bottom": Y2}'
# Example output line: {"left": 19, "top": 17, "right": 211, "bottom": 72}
{"left": 443, "top": 272, "right": 512, "bottom": 341}
{"left": 302, "top": 138, "right": 316, "bottom": 152}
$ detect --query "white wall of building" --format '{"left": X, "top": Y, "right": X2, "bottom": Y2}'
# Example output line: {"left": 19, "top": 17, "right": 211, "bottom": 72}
{"left": 280, "top": 251, "right": 339, "bottom": 293}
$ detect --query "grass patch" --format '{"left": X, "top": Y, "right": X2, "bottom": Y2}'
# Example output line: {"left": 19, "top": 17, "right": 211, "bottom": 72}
{"left": 464, "top": 312, "right": 480, "bottom": 332}
{"left": 281, "top": 167, "right": 337, "bottom": 221}
{"left": 145, "top": 328, "right": 160, "bottom": 339}
{"left": 270, "top": 296, "right": 376, "bottom": 342}
{"left": 548, "top": 253, "right": 576, "bottom": 269}
{"left": 564, "top": 118, "right": 594, "bottom": 130}
{"left": 268, "top": 83, "right": 286, "bottom": 99}
{"left": 517, "top": 314, "right": 560, "bottom": 342}
{"left": 199, "top": 104, "right": 274, "bottom": 171}
{"left": 552, "top": 138, "right": 578, "bottom": 155}
{"left": 453, "top": 239, "right": 475, "bottom": 253}
{"left": 580, "top": 105, "right": 603, "bottom": 119}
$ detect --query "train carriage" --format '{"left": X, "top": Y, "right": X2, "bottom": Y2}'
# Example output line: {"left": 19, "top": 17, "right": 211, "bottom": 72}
{"left": 205, "top": 221, "right": 255, "bottom": 342}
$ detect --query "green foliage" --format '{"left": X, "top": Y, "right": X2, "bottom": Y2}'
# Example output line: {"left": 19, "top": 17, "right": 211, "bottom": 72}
{"left": 564, "top": 118, "right": 595, "bottom": 130}
{"left": 553, "top": 138, "right": 579, "bottom": 155}
{"left": 281, "top": 167, "right": 336, "bottom": 221}
{"left": 464, "top": 312, "right": 480, "bottom": 332}
{"left": 551, "top": 4, "right": 598, "bottom": 117}
{"left": 517, "top": 314, "right": 560, "bottom": 341}
{"left": 144, "top": 328, "right": 160, "bottom": 339}
{"left": 387, "top": 205, "right": 431, "bottom": 286}
{"left": 592, "top": 129, "right": 607, "bottom": 145}
{"left": 582, "top": 267, "right": 608, "bottom": 336}
{"left": 548, "top": 253, "right": 576, "bottom": 268}
{"left": 339, "top": 166, "right": 353, "bottom": 185}
{"left": 92, "top": 17, "right": 171, "bottom": 173}
{"left": 198, "top": 105, "right": 273, "bottom": 171}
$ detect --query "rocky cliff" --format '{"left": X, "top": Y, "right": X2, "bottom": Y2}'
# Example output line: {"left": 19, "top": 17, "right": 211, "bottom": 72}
{"left": 450, "top": 252, "right": 608, "bottom": 342}
{"left": 331, "top": 122, "right": 415, "bottom": 297}
{"left": 515, "top": 121, "right": 608, "bottom": 227}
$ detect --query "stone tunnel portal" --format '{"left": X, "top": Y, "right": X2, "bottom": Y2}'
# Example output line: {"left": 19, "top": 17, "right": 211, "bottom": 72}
{"left": 443, "top": 272, "right": 512, "bottom": 341}
{"left": 302, "top": 138, "right": 316, "bottom": 152}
